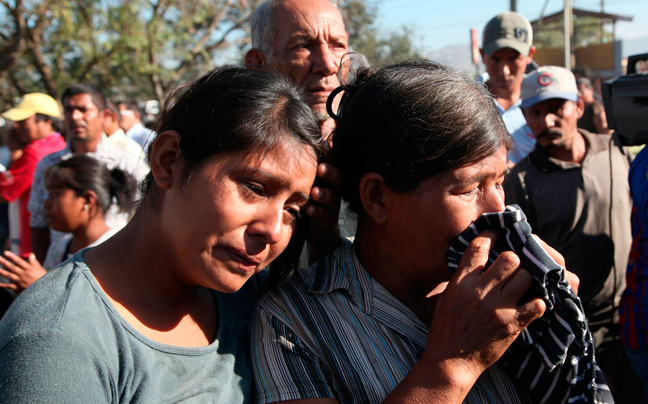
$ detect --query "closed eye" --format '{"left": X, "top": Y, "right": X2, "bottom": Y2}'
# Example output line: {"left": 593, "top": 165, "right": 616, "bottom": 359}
{"left": 244, "top": 182, "right": 264, "bottom": 196}
{"left": 283, "top": 206, "right": 302, "bottom": 225}
{"left": 287, "top": 207, "right": 301, "bottom": 218}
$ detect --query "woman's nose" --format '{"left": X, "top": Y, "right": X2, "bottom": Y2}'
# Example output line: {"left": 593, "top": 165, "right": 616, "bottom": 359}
{"left": 484, "top": 186, "right": 506, "bottom": 213}
{"left": 249, "top": 204, "right": 285, "bottom": 245}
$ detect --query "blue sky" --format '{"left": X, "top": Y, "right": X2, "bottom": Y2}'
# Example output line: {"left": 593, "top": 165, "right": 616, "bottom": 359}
{"left": 369, "top": 0, "right": 648, "bottom": 55}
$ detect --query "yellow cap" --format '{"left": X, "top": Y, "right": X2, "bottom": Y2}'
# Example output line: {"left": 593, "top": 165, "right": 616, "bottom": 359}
{"left": 2, "top": 93, "right": 60, "bottom": 122}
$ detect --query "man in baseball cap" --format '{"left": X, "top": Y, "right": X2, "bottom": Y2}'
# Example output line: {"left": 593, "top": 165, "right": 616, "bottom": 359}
{"left": 0, "top": 93, "right": 66, "bottom": 257}
{"left": 521, "top": 66, "right": 579, "bottom": 109}
{"left": 2, "top": 93, "right": 60, "bottom": 124}
{"left": 504, "top": 66, "right": 643, "bottom": 402}
{"left": 481, "top": 11, "right": 536, "bottom": 166}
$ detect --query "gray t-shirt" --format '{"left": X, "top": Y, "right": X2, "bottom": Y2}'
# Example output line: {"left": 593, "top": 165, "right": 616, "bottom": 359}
{"left": 0, "top": 250, "right": 262, "bottom": 403}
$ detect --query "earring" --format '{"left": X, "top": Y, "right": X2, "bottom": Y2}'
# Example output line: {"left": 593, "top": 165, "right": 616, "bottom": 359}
{"left": 83, "top": 204, "right": 88, "bottom": 211}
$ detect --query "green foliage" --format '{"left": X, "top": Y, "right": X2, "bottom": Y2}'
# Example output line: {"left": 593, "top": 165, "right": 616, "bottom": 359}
{"left": 0, "top": 0, "right": 416, "bottom": 109}
{"left": 0, "top": 0, "right": 257, "bottom": 107}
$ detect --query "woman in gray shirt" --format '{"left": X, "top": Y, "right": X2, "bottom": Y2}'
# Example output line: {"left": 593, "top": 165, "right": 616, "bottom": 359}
{"left": 0, "top": 67, "right": 324, "bottom": 403}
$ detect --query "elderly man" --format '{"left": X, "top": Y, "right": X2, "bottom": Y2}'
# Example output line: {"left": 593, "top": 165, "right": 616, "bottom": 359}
{"left": 246, "top": 0, "right": 353, "bottom": 252}
{"left": 245, "top": 0, "right": 348, "bottom": 140}
{"left": 504, "top": 66, "right": 644, "bottom": 402}
{"left": 28, "top": 84, "right": 147, "bottom": 262}
{"left": 481, "top": 11, "right": 537, "bottom": 165}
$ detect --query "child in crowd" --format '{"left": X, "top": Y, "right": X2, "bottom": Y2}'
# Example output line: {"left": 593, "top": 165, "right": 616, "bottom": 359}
{"left": 0, "top": 155, "right": 136, "bottom": 292}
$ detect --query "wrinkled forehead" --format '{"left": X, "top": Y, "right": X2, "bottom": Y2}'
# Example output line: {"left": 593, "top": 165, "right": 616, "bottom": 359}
{"left": 272, "top": 0, "right": 346, "bottom": 37}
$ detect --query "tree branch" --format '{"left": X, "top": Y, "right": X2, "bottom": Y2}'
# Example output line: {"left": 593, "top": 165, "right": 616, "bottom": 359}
{"left": 0, "top": 0, "right": 25, "bottom": 75}
{"left": 30, "top": 0, "right": 54, "bottom": 36}
{"left": 9, "top": 73, "right": 29, "bottom": 95}
{"left": 78, "top": 46, "right": 118, "bottom": 81}
{"left": 26, "top": 37, "right": 59, "bottom": 97}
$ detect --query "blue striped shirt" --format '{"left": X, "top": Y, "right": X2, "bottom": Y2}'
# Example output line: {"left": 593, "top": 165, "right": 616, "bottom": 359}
{"left": 251, "top": 240, "right": 533, "bottom": 403}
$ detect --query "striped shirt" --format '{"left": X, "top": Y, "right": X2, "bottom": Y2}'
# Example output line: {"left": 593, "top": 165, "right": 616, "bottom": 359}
{"left": 448, "top": 205, "right": 613, "bottom": 404}
{"left": 251, "top": 239, "right": 533, "bottom": 404}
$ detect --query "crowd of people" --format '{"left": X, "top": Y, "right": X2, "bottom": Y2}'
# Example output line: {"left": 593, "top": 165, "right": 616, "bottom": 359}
{"left": 0, "top": 0, "right": 645, "bottom": 403}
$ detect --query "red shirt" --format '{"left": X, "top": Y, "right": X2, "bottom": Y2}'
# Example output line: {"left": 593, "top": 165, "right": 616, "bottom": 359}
{"left": 0, "top": 133, "right": 66, "bottom": 255}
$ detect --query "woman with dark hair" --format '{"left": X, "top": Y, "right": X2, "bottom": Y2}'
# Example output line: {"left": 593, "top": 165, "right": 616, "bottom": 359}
{"left": 0, "top": 155, "right": 136, "bottom": 292}
{"left": 0, "top": 67, "right": 324, "bottom": 402}
{"left": 251, "top": 60, "right": 582, "bottom": 403}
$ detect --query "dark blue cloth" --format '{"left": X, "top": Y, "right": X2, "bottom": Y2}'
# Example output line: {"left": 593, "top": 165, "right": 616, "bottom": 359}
{"left": 448, "top": 205, "right": 614, "bottom": 404}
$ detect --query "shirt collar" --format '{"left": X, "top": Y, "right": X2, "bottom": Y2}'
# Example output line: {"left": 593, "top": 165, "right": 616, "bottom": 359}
{"left": 495, "top": 97, "right": 523, "bottom": 115}
{"left": 126, "top": 123, "right": 145, "bottom": 135}
{"left": 108, "top": 129, "right": 126, "bottom": 140}
{"left": 304, "top": 238, "right": 430, "bottom": 346}
{"left": 305, "top": 239, "right": 375, "bottom": 314}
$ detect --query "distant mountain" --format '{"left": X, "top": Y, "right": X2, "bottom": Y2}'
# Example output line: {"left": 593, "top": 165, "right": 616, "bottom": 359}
{"left": 426, "top": 35, "right": 648, "bottom": 74}
{"left": 424, "top": 44, "right": 480, "bottom": 74}
{"left": 623, "top": 35, "right": 648, "bottom": 58}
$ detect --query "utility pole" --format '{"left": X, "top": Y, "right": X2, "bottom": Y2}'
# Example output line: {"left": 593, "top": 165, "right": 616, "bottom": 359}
{"left": 600, "top": 0, "right": 605, "bottom": 43}
{"left": 511, "top": 0, "right": 517, "bottom": 11}
{"left": 564, "top": 0, "right": 572, "bottom": 70}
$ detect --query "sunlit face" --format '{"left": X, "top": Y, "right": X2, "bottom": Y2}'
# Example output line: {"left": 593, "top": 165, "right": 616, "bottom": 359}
{"left": 161, "top": 143, "right": 318, "bottom": 293}
{"left": 63, "top": 93, "right": 103, "bottom": 143}
{"left": 577, "top": 82, "right": 594, "bottom": 103}
{"left": 523, "top": 98, "right": 583, "bottom": 150}
{"left": 102, "top": 109, "right": 121, "bottom": 136}
{"left": 265, "top": 0, "right": 349, "bottom": 122}
{"left": 13, "top": 114, "right": 52, "bottom": 144}
{"left": 117, "top": 104, "right": 139, "bottom": 132}
{"left": 482, "top": 48, "right": 531, "bottom": 94}
{"left": 44, "top": 176, "right": 86, "bottom": 233}
{"left": 383, "top": 147, "right": 508, "bottom": 287}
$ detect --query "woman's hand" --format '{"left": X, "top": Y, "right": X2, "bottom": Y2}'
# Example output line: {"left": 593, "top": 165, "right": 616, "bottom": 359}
{"left": 0, "top": 251, "right": 47, "bottom": 293}
{"left": 424, "top": 231, "right": 546, "bottom": 385}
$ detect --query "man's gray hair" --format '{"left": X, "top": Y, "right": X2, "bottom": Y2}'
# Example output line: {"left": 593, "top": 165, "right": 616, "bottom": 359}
{"left": 250, "top": 0, "right": 339, "bottom": 58}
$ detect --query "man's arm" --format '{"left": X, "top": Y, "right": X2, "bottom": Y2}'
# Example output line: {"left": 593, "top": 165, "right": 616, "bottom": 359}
{"left": 593, "top": 101, "right": 613, "bottom": 135}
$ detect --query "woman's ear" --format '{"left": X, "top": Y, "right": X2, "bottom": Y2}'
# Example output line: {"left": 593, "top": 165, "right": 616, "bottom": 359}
{"left": 358, "top": 173, "right": 389, "bottom": 225}
{"left": 149, "top": 131, "right": 182, "bottom": 190}
{"left": 81, "top": 190, "right": 98, "bottom": 213}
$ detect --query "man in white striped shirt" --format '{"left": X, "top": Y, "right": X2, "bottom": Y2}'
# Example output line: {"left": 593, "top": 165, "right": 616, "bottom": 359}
{"left": 28, "top": 84, "right": 148, "bottom": 262}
